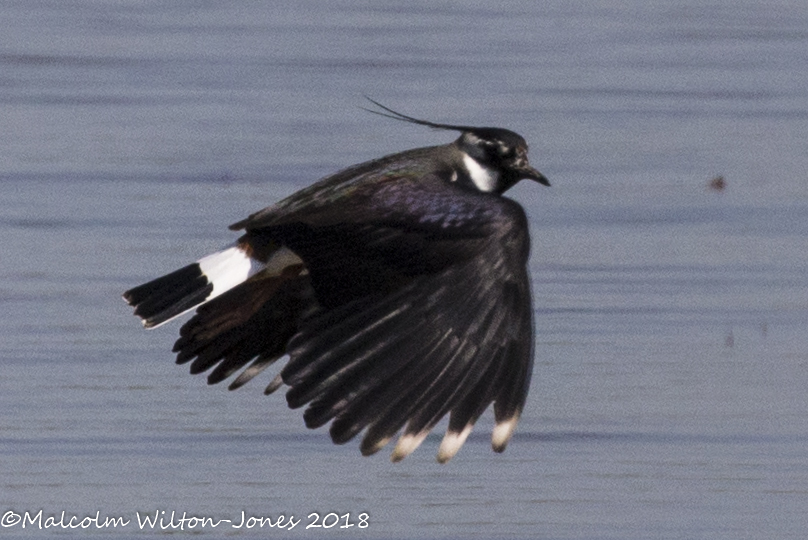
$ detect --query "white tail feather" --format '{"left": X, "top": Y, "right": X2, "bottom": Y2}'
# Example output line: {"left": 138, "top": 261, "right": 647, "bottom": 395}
{"left": 198, "top": 245, "right": 266, "bottom": 301}
{"left": 143, "top": 244, "right": 269, "bottom": 329}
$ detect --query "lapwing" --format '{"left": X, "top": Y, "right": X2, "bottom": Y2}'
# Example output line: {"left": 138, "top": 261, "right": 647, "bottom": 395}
{"left": 124, "top": 101, "right": 549, "bottom": 463}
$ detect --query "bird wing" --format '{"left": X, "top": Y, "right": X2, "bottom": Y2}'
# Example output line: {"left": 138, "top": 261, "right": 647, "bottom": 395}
{"left": 229, "top": 172, "right": 534, "bottom": 461}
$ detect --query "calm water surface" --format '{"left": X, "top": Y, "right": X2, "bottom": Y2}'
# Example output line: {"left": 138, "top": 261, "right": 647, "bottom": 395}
{"left": 2, "top": 1, "right": 808, "bottom": 539}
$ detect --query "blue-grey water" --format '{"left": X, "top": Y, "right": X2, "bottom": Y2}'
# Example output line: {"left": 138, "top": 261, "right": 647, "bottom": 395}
{"left": 2, "top": 1, "right": 808, "bottom": 538}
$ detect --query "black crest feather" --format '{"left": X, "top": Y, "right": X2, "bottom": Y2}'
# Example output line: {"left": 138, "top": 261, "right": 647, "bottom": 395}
{"left": 361, "top": 97, "right": 478, "bottom": 133}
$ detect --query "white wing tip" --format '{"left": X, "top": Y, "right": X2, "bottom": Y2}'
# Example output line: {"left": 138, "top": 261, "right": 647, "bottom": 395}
{"left": 492, "top": 416, "right": 519, "bottom": 453}
{"left": 437, "top": 424, "right": 474, "bottom": 464}
{"left": 390, "top": 431, "right": 429, "bottom": 463}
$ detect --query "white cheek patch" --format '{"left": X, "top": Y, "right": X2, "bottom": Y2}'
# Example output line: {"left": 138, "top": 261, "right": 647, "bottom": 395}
{"left": 462, "top": 153, "right": 500, "bottom": 193}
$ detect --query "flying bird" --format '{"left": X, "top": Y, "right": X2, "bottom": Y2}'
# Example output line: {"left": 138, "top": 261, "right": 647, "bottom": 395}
{"left": 124, "top": 100, "right": 549, "bottom": 463}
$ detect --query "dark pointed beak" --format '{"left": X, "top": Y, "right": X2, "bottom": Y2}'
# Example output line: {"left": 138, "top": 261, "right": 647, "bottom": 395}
{"left": 518, "top": 164, "right": 550, "bottom": 186}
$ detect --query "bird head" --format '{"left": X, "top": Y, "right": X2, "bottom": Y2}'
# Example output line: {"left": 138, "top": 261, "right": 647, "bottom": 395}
{"left": 456, "top": 128, "right": 549, "bottom": 190}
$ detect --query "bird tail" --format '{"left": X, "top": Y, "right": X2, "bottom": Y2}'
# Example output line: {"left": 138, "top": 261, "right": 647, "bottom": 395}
{"left": 123, "top": 243, "right": 267, "bottom": 329}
